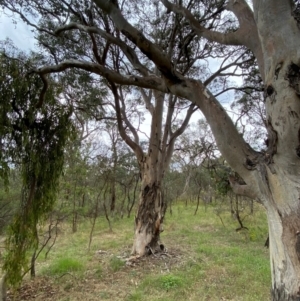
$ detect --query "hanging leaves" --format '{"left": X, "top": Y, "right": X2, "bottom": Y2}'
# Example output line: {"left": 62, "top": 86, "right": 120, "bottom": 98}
{"left": 0, "top": 49, "right": 75, "bottom": 287}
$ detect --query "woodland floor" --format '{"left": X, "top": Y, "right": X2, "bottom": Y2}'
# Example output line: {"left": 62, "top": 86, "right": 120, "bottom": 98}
{"left": 4, "top": 201, "right": 271, "bottom": 301}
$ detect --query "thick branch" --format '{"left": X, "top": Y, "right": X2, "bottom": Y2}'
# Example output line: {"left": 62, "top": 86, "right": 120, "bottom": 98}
{"left": 167, "top": 79, "right": 260, "bottom": 180}
{"left": 55, "top": 23, "right": 150, "bottom": 76}
{"left": 36, "top": 73, "right": 49, "bottom": 109}
{"left": 149, "top": 91, "right": 164, "bottom": 170}
{"left": 36, "top": 60, "right": 167, "bottom": 91}
{"left": 140, "top": 89, "right": 154, "bottom": 115}
{"left": 161, "top": 95, "right": 176, "bottom": 153}
{"left": 161, "top": 0, "right": 264, "bottom": 76}
{"left": 161, "top": 0, "right": 243, "bottom": 46}
{"left": 229, "top": 176, "right": 258, "bottom": 200}
{"left": 93, "top": 0, "right": 183, "bottom": 84}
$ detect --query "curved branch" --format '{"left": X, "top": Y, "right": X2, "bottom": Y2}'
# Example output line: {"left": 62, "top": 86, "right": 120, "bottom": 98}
{"left": 119, "top": 88, "right": 140, "bottom": 145}
{"left": 110, "top": 82, "right": 144, "bottom": 161}
{"left": 229, "top": 176, "right": 258, "bottom": 200}
{"left": 36, "top": 60, "right": 167, "bottom": 91}
{"left": 55, "top": 23, "right": 150, "bottom": 76}
{"left": 204, "top": 53, "right": 252, "bottom": 86}
{"left": 213, "top": 85, "right": 263, "bottom": 98}
{"left": 161, "top": 0, "right": 243, "bottom": 46}
{"left": 164, "top": 103, "right": 196, "bottom": 169}
{"left": 93, "top": 0, "right": 183, "bottom": 84}
{"left": 161, "top": 0, "right": 264, "bottom": 76}
{"left": 140, "top": 89, "right": 154, "bottom": 115}
{"left": 167, "top": 79, "right": 260, "bottom": 180}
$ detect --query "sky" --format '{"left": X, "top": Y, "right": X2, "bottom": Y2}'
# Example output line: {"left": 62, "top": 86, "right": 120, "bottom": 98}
{"left": 0, "top": 11, "right": 36, "bottom": 51}
{"left": 0, "top": 8, "right": 249, "bottom": 145}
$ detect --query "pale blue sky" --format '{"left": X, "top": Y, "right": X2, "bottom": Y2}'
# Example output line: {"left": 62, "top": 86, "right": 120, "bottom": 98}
{"left": 0, "top": 11, "right": 36, "bottom": 51}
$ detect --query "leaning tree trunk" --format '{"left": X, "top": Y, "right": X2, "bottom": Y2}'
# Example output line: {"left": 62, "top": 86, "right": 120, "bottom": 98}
{"left": 254, "top": 3, "right": 300, "bottom": 298}
{"left": 132, "top": 173, "right": 165, "bottom": 256}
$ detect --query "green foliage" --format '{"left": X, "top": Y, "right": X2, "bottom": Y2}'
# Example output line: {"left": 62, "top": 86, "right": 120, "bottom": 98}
{"left": 109, "top": 256, "right": 125, "bottom": 272}
{"left": 159, "top": 274, "right": 183, "bottom": 290}
{"left": 0, "top": 49, "right": 75, "bottom": 287}
{"left": 0, "top": 170, "right": 21, "bottom": 233}
{"left": 127, "top": 292, "right": 143, "bottom": 301}
{"left": 44, "top": 257, "right": 84, "bottom": 276}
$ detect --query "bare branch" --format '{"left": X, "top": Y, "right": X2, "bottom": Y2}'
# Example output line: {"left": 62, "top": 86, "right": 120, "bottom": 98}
{"left": 110, "top": 82, "right": 144, "bottom": 161}
{"left": 161, "top": 0, "right": 243, "bottom": 46}
{"left": 213, "top": 86, "right": 263, "bottom": 98}
{"left": 164, "top": 103, "right": 197, "bottom": 170}
{"left": 119, "top": 88, "right": 140, "bottom": 145}
{"left": 140, "top": 89, "right": 154, "bottom": 115}
{"left": 204, "top": 52, "right": 252, "bottom": 86}
{"left": 93, "top": 0, "right": 183, "bottom": 84}
{"left": 55, "top": 22, "right": 150, "bottom": 76}
{"left": 35, "top": 60, "right": 167, "bottom": 91}
{"left": 161, "top": 0, "right": 264, "bottom": 75}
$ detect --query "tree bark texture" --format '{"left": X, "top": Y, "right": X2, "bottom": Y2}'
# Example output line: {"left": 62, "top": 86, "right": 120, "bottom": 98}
{"left": 254, "top": 3, "right": 300, "bottom": 299}
{"left": 132, "top": 176, "right": 165, "bottom": 256}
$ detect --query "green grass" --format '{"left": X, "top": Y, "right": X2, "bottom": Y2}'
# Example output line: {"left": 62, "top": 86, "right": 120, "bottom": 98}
{"left": 159, "top": 274, "right": 184, "bottom": 290}
{"left": 109, "top": 256, "right": 126, "bottom": 272}
{"left": 15, "top": 201, "right": 270, "bottom": 301}
{"left": 126, "top": 202, "right": 270, "bottom": 301}
{"left": 43, "top": 257, "right": 84, "bottom": 276}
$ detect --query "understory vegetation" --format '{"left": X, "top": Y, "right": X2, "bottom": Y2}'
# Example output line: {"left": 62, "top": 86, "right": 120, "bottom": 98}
{"left": 3, "top": 201, "right": 270, "bottom": 301}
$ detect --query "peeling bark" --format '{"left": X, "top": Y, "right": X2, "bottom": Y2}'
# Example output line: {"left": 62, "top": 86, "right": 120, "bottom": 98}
{"left": 286, "top": 63, "right": 300, "bottom": 96}
{"left": 132, "top": 180, "right": 165, "bottom": 255}
{"left": 268, "top": 209, "right": 300, "bottom": 301}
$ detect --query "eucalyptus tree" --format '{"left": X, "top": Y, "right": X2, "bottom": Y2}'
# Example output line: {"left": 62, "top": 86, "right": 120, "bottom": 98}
{"left": 2, "top": 0, "right": 300, "bottom": 298}
{"left": 1, "top": 0, "right": 212, "bottom": 254}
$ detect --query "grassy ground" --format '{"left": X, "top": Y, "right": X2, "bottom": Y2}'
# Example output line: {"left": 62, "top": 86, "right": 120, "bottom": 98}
{"left": 6, "top": 201, "right": 270, "bottom": 301}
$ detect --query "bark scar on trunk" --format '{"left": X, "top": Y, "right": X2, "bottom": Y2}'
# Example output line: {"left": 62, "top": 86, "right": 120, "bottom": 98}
{"left": 264, "top": 84, "right": 277, "bottom": 103}
{"left": 296, "top": 231, "right": 300, "bottom": 262}
{"left": 266, "top": 117, "right": 278, "bottom": 159}
{"left": 286, "top": 63, "right": 300, "bottom": 96}
{"left": 296, "top": 128, "right": 300, "bottom": 158}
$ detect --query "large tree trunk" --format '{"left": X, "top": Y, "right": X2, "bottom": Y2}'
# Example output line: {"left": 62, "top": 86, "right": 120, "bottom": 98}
{"left": 132, "top": 175, "right": 165, "bottom": 256}
{"left": 254, "top": 3, "right": 300, "bottom": 298}
{"left": 268, "top": 210, "right": 300, "bottom": 301}
{"left": 261, "top": 167, "right": 300, "bottom": 300}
